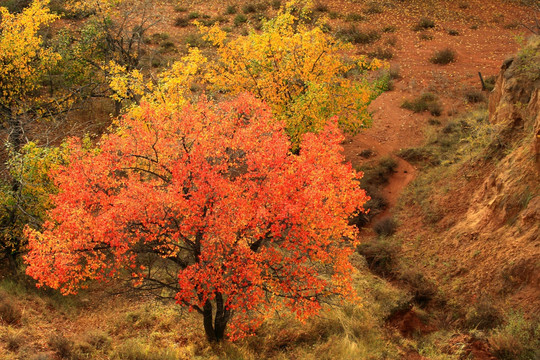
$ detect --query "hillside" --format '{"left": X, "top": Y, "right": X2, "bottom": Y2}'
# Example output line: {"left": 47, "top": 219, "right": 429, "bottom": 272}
{"left": 1, "top": 1, "right": 539, "bottom": 359}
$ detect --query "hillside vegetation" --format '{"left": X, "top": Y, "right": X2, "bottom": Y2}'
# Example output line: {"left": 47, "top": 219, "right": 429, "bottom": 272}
{"left": 0, "top": 0, "right": 539, "bottom": 359}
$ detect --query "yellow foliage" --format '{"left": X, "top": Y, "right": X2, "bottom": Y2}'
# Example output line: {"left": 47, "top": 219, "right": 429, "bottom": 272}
{"left": 0, "top": 0, "right": 60, "bottom": 110}
{"left": 198, "top": 4, "right": 383, "bottom": 143}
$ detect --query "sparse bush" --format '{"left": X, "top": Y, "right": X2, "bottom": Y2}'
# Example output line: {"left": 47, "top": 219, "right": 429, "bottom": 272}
{"left": 271, "top": 0, "right": 281, "bottom": 10}
{"left": 0, "top": 299, "right": 22, "bottom": 325}
{"left": 428, "top": 118, "right": 441, "bottom": 126}
{"left": 336, "top": 27, "right": 380, "bottom": 44}
{"left": 365, "top": 2, "right": 383, "bottom": 15}
{"left": 489, "top": 313, "right": 540, "bottom": 360}
{"left": 345, "top": 13, "right": 365, "bottom": 22}
{"left": 465, "top": 300, "right": 504, "bottom": 330}
{"left": 329, "top": 11, "right": 340, "bottom": 19}
{"left": 369, "top": 47, "right": 393, "bottom": 60}
{"left": 397, "top": 147, "right": 440, "bottom": 166}
{"left": 84, "top": 330, "right": 111, "bottom": 350}
{"left": 187, "top": 11, "right": 200, "bottom": 20}
{"left": 234, "top": 14, "right": 248, "bottom": 26}
{"left": 359, "top": 149, "right": 376, "bottom": 158}
{"left": 360, "top": 156, "right": 398, "bottom": 187}
{"left": 430, "top": 48, "right": 456, "bottom": 65}
{"left": 358, "top": 239, "right": 399, "bottom": 276}
{"left": 174, "top": 5, "right": 187, "bottom": 12}
{"left": 225, "top": 5, "right": 237, "bottom": 15}
{"left": 484, "top": 75, "right": 497, "bottom": 91}
{"left": 31, "top": 354, "right": 53, "bottom": 360}
{"left": 174, "top": 16, "right": 189, "bottom": 27}
{"left": 459, "top": 2, "right": 469, "bottom": 9}
{"left": 464, "top": 89, "right": 486, "bottom": 103}
{"left": 413, "top": 17, "right": 435, "bottom": 31}
{"left": 401, "top": 92, "right": 443, "bottom": 116}
{"left": 398, "top": 270, "right": 437, "bottom": 306}
{"left": 448, "top": 29, "right": 460, "bottom": 36}
{"left": 419, "top": 33, "right": 434, "bottom": 41}
{"left": 242, "top": 4, "right": 257, "bottom": 14}
{"left": 373, "top": 217, "right": 398, "bottom": 237}
{"left": 115, "top": 339, "right": 179, "bottom": 360}
{"left": 48, "top": 333, "right": 73, "bottom": 359}
{"left": 382, "top": 25, "right": 397, "bottom": 33}
{"left": 4, "top": 328, "right": 25, "bottom": 351}
{"left": 314, "top": 3, "right": 329, "bottom": 12}
{"left": 159, "top": 41, "right": 176, "bottom": 53}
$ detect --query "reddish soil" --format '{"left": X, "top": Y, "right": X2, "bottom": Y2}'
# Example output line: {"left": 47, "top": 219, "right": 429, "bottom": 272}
{"left": 338, "top": 0, "right": 530, "bottom": 224}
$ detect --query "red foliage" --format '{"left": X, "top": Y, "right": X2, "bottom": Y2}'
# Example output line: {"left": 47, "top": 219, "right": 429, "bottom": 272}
{"left": 25, "top": 94, "right": 368, "bottom": 341}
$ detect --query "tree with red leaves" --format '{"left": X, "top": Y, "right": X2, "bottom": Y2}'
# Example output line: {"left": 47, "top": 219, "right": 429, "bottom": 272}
{"left": 25, "top": 94, "right": 367, "bottom": 342}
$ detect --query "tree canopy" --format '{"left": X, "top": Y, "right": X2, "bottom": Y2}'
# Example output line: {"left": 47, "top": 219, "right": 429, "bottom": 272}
{"left": 25, "top": 94, "right": 367, "bottom": 341}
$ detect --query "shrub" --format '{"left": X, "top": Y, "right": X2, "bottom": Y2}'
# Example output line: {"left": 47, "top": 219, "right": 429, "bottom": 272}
{"left": 365, "top": 2, "right": 383, "bottom": 15}
{"left": 357, "top": 239, "right": 398, "bottom": 276}
{"left": 401, "top": 92, "right": 443, "bottom": 116}
{"left": 48, "top": 333, "right": 73, "bottom": 359}
{"left": 448, "top": 29, "right": 459, "bottom": 36}
{"left": 234, "top": 14, "right": 248, "bottom": 26}
{"left": 271, "top": 0, "right": 281, "bottom": 10}
{"left": 174, "top": 5, "right": 187, "bottom": 12}
{"left": 484, "top": 75, "right": 497, "bottom": 91}
{"left": 314, "top": 3, "right": 329, "bottom": 12}
{"left": 397, "top": 147, "right": 440, "bottom": 167}
{"left": 359, "top": 149, "right": 375, "bottom": 158}
{"left": 373, "top": 217, "right": 398, "bottom": 237}
{"left": 187, "top": 12, "right": 200, "bottom": 20}
{"left": 329, "top": 11, "right": 340, "bottom": 19}
{"left": 489, "top": 313, "right": 540, "bottom": 360}
{"left": 242, "top": 4, "right": 257, "bottom": 14}
{"left": 84, "top": 330, "right": 111, "bottom": 350}
{"left": 428, "top": 118, "right": 441, "bottom": 126}
{"left": 398, "top": 270, "right": 437, "bottom": 307}
{"left": 345, "top": 13, "right": 365, "bottom": 22}
{"left": 430, "top": 48, "right": 456, "bottom": 65}
{"left": 174, "top": 16, "right": 189, "bottom": 27}
{"left": 225, "top": 5, "right": 237, "bottom": 15}
{"left": 413, "top": 17, "right": 435, "bottom": 31}
{"left": 382, "top": 25, "right": 397, "bottom": 33}
{"left": 465, "top": 300, "right": 504, "bottom": 330}
{"left": 336, "top": 27, "right": 380, "bottom": 44}
{"left": 369, "top": 47, "right": 393, "bottom": 60}
{"left": 0, "top": 299, "right": 22, "bottom": 325}
{"left": 464, "top": 89, "right": 486, "bottom": 103}
{"left": 4, "top": 328, "right": 25, "bottom": 351}
{"left": 115, "top": 339, "right": 180, "bottom": 360}
{"left": 159, "top": 41, "right": 176, "bottom": 53}
{"left": 419, "top": 33, "right": 433, "bottom": 41}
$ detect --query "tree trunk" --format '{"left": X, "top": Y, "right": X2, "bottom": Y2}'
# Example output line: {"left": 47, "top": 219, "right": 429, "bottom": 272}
{"left": 202, "top": 293, "right": 230, "bottom": 342}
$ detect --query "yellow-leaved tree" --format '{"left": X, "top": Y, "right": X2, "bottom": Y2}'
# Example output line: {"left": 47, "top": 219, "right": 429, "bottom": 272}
{"left": 199, "top": 1, "right": 385, "bottom": 144}
{"left": 0, "top": 0, "right": 61, "bottom": 265}
{"left": 0, "top": 0, "right": 60, "bottom": 149}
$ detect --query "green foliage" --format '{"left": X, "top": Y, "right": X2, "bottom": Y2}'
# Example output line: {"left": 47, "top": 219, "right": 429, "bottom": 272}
{"left": 1, "top": 142, "right": 68, "bottom": 260}
{"left": 233, "top": 13, "right": 248, "bottom": 26}
{"left": 489, "top": 312, "right": 540, "bottom": 360}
